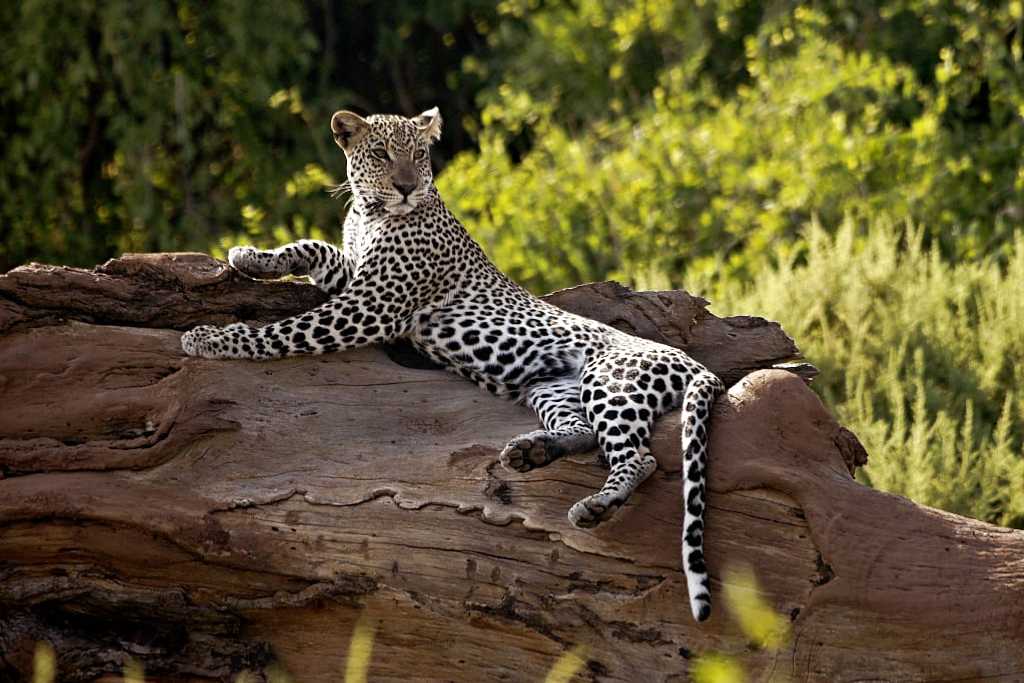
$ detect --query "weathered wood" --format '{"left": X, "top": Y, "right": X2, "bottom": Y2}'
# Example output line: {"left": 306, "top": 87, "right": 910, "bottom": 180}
{"left": 0, "top": 254, "right": 1021, "bottom": 682}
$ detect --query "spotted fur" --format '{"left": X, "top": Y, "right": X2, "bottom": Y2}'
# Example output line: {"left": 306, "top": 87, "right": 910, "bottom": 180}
{"left": 181, "top": 108, "right": 725, "bottom": 622}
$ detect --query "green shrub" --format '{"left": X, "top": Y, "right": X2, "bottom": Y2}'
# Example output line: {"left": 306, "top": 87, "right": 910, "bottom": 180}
{"left": 439, "top": 1, "right": 1024, "bottom": 293}
{"left": 0, "top": 0, "right": 321, "bottom": 271}
{"left": 699, "top": 220, "right": 1024, "bottom": 528}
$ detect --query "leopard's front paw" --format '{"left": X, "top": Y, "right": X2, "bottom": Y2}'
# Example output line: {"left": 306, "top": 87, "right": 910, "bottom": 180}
{"left": 183, "top": 323, "right": 263, "bottom": 359}
{"left": 228, "top": 246, "right": 269, "bottom": 278}
{"left": 183, "top": 323, "right": 258, "bottom": 359}
{"left": 181, "top": 325, "right": 225, "bottom": 358}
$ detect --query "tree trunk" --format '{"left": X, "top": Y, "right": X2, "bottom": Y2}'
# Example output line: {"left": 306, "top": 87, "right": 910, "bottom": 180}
{"left": 0, "top": 254, "right": 1021, "bottom": 682}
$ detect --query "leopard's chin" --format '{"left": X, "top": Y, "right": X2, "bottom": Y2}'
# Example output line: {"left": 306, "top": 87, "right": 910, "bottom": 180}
{"left": 386, "top": 202, "right": 417, "bottom": 216}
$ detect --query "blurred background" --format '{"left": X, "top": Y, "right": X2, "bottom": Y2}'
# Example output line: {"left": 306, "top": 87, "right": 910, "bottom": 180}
{"left": 1, "top": 0, "right": 1022, "bottom": 526}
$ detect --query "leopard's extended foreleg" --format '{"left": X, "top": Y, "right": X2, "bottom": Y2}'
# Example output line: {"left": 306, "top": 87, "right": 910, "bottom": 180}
{"left": 500, "top": 378, "right": 597, "bottom": 472}
{"left": 229, "top": 240, "right": 352, "bottom": 295}
{"left": 181, "top": 290, "right": 400, "bottom": 360}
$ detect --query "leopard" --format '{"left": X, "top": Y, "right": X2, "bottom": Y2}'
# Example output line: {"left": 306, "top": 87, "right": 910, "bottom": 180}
{"left": 181, "top": 107, "right": 725, "bottom": 622}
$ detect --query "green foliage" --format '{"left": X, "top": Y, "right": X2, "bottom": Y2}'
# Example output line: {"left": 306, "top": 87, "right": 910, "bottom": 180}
{"left": 0, "top": 0, "right": 503, "bottom": 271}
{"left": 441, "top": 33, "right": 935, "bottom": 290}
{"left": 0, "top": 0, "right": 323, "bottom": 270}
{"left": 691, "top": 655, "right": 745, "bottom": 683}
{"left": 701, "top": 221, "right": 1024, "bottom": 527}
{"left": 692, "top": 563, "right": 790, "bottom": 683}
{"left": 440, "top": 0, "right": 1024, "bottom": 292}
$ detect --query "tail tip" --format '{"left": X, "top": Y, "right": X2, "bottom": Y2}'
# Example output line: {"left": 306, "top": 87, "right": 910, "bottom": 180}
{"left": 693, "top": 602, "right": 711, "bottom": 623}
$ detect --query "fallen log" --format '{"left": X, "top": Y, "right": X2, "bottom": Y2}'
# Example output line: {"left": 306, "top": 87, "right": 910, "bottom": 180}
{"left": 0, "top": 254, "right": 1021, "bottom": 682}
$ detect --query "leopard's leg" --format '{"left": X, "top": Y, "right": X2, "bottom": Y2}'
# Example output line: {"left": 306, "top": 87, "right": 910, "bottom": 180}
{"left": 181, "top": 289, "right": 397, "bottom": 360}
{"left": 229, "top": 240, "right": 352, "bottom": 295}
{"left": 567, "top": 391, "right": 658, "bottom": 529}
{"left": 567, "top": 349, "right": 690, "bottom": 528}
{"left": 569, "top": 347, "right": 723, "bottom": 623}
{"left": 500, "top": 378, "right": 597, "bottom": 472}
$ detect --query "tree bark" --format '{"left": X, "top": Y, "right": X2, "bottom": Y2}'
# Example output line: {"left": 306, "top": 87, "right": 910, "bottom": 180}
{"left": 0, "top": 254, "right": 1021, "bottom": 682}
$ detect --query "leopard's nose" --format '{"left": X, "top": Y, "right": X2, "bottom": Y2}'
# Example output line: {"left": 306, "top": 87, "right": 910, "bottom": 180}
{"left": 393, "top": 180, "right": 417, "bottom": 198}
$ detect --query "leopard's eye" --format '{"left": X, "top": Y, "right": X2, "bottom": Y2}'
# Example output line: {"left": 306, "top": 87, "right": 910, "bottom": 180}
{"left": 413, "top": 148, "right": 426, "bottom": 161}
{"left": 371, "top": 147, "right": 389, "bottom": 161}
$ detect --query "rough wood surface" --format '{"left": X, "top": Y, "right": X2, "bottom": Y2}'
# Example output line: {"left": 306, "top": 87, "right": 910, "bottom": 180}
{"left": 1, "top": 254, "right": 1021, "bottom": 682}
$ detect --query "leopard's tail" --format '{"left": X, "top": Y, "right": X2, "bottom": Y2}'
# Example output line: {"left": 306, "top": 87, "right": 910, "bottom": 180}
{"left": 680, "top": 369, "right": 724, "bottom": 622}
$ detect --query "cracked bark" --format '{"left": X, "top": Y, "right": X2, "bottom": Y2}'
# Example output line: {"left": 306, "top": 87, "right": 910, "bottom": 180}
{"left": 1, "top": 253, "right": 1022, "bottom": 682}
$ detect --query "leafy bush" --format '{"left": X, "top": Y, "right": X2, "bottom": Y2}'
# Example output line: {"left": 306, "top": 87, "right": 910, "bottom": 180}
{"left": 700, "top": 220, "right": 1024, "bottom": 528}
{"left": 0, "top": 1, "right": 320, "bottom": 270}
{"left": 0, "top": 0, "right": 503, "bottom": 271}
{"left": 439, "top": 1, "right": 1024, "bottom": 293}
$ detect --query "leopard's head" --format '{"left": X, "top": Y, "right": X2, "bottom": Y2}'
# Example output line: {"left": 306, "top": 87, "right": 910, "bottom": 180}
{"left": 331, "top": 108, "right": 442, "bottom": 216}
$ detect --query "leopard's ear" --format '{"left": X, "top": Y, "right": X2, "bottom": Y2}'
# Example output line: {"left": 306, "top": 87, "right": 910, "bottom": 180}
{"left": 412, "top": 106, "right": 442, "bottom": 144}
{"left": 331, "top": 110, "right": 369, "bottom": 153}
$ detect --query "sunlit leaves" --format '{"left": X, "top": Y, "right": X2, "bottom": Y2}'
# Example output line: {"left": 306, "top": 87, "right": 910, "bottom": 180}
{"left": 691, "top": 564, "right": 790, "bottom": 683}
{"left": 722, "top": 564, "right": 789, "bottom": 650}
{"left": 442, "top": 0, "right": 1024, "bottom": 295}
{"left": 705, "top": 221, "right": 1024, "bottom": 527}
{"left": 123, "top": 659, "right": 146, "bottom": 683}
{"left": 31, "top": 643, "right": 55, "bottom": 683}
{"left": 544, "top": 645, "right": 588, "bottom": 683}
{"left": 691, "top": 653, "right": 745, "bottom": 683}
{"left": 442, "top": 32, "right": 938, "bottom": 292}
{"left": 345, "top": 613, "right": 377, "bottom": 683}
